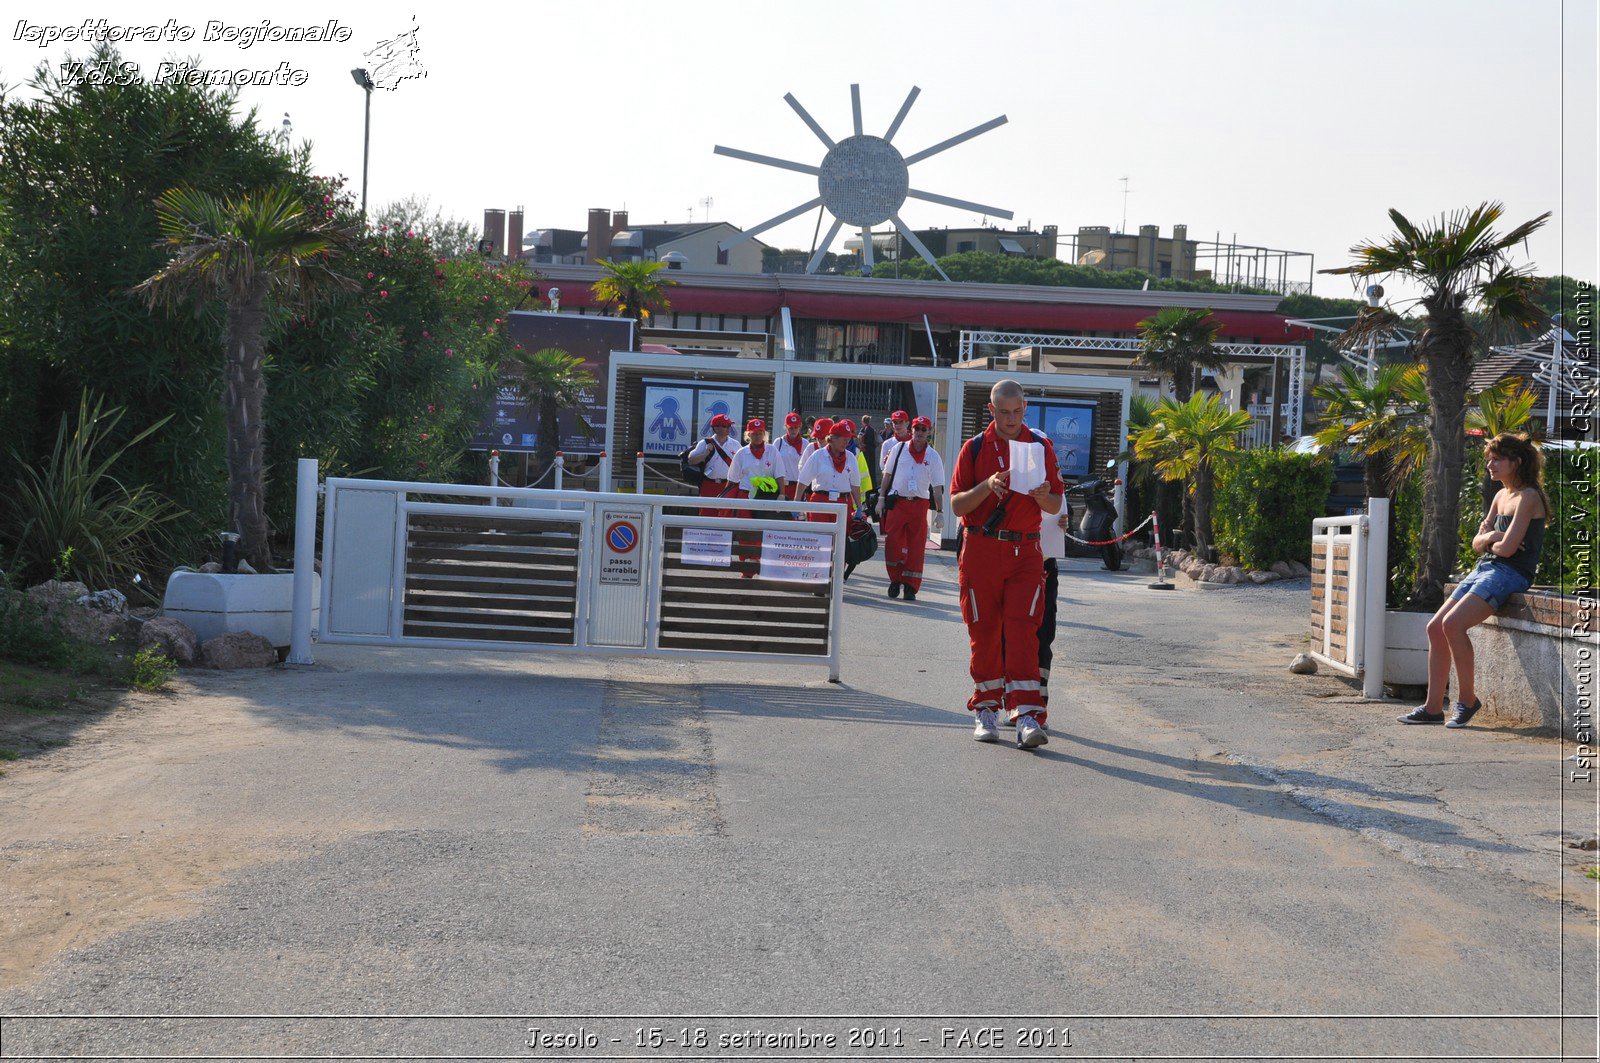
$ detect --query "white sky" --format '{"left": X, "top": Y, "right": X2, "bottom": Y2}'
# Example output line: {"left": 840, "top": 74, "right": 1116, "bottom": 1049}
{"left": 4, "top": 0, "right": 1595, "bottom": 309}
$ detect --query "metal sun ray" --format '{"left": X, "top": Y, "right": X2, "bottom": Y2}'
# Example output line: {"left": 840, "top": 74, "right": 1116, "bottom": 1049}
{"left": 715, "top": 85, "right": 1010, "bottom": 272}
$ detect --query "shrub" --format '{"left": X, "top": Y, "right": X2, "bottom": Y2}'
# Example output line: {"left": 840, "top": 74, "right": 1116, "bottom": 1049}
{"left": 0, "top": 578, "right": 112, "bottom": 675}
{"left": 1213, "top": 448, "right": 1333, "bottom": 570}
{"left": 3, "top": 395, "right": 186, "bottom": 595}
{"left": 127, "top": 646, "right": 177, "bottom": 691}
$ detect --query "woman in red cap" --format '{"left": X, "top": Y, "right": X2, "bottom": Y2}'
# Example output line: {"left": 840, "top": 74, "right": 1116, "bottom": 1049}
{"left": 879, "top": 409, "right": 913, "bottom": 470}
{"left": 878, "top": 415, "right": 945, "bottom": 602}
{"left": 795, "top": 418, "right": 861, "bottom": 522}
{"left": 727, "top": 418, "right": 787, "bottom": 507}
{"left": 773, "top": 412, "right": 807, "bottom": 500}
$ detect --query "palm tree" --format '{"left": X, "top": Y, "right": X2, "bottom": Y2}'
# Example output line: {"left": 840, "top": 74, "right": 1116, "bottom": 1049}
{"left": 1323, "top": 202, "right": 1548, "bottom": 608}
{"left": 1135, "top": 306, "right": 1231, "bottom": 546}
{"left": 134, "top": 185, "right": 358, "bottom": 568}
{"left": 1135, "top": 306, "right": 1229, "bottom": 403}
{"left": 1311, "top": 363, "right": 1430, "bottom": 499}
{"left": 507, "top": 347, "right": 596, "bottom": 481}
{"left": 591, "top": 259, "right": 675, "bottom": 349}
{"left": 1465, "top": 378, "right": 1541, "bottom": 509}
{"left": 1131, "top": 393, "right": 1254, "bottom": 560}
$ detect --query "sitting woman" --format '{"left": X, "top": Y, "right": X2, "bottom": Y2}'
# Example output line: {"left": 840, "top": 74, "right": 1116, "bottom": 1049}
{"left": 1400, "top": 432, "right": 1547, "bottom": 728}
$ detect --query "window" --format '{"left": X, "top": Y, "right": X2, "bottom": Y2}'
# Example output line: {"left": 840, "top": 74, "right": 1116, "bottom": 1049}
{"left": 956, "top": 240, "right": 977, "bottom": 253}
{"left": 716, "top": 246, "right": 729, "bottom": 266}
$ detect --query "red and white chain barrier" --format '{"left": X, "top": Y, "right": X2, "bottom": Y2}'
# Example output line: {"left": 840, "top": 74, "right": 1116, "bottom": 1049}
{"left": 1061, "top": 511, "right": 1156, "bottom": 548}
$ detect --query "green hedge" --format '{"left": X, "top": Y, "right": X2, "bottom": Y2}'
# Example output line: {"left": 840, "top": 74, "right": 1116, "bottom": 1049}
{"left": 1213, "top": 449, "right": 1333, "bottom": 569}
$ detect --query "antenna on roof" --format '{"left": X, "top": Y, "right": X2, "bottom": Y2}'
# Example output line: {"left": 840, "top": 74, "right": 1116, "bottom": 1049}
{"left": 700, "top": 195, "right": 714, "bottom": 222}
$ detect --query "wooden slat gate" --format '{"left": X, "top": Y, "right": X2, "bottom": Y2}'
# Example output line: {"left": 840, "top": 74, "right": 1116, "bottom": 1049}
{"left": 1309, "top": 514, "right": 1369, "bottom": 678}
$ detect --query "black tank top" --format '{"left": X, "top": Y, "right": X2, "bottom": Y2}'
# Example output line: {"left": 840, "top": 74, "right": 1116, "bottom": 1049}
{"left": 1487, "top": 513, "right": 1544, "bottom": 581}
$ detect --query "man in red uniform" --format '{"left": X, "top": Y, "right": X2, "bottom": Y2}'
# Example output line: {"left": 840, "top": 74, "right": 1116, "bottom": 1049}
{"left": 878, "top": 416, "right": 945, "bottom": 602}
{"left": 949, "top": 380, "right": 1064, "bottom": 750}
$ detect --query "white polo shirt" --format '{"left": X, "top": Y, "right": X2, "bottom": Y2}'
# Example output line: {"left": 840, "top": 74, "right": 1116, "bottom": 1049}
{"left": 772, "top": 433, "right": 807, "bottom": 482}
{"left": 880, "top": 441, "right": 946, "bottom": 500}
{"left": 687, "top": 435, "right": 737, "bottom": 481}
{"left": 797, "top": 447, "right": 862, "bottom": 497}
{"left": 728, "top": 443, "right": 785, "bottom": 493}
{"left": 880, "top": 432, "right": 912, "bottom": 470}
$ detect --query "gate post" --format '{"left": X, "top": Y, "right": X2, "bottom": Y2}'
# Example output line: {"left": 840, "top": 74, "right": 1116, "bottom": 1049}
{"left": 1362, "top": 497, "right": 1391, "bottom": 699}
{"left": 636, "top": 452, "right": 645, "bottom": 494}
{"left": 287, "top": 457, "right": 318, "bottom": 666}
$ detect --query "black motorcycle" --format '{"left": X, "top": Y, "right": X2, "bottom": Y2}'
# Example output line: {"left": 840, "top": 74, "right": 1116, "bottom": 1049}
{"left": 1063, "top": 472, "right": 1123, "bottom": 571}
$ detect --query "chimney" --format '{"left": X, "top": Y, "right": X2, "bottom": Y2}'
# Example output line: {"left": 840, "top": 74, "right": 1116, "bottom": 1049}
{"left": 507, "top": 207, "right": 524, "bottom": 260}
{"left": 611, "top": 209, "right": 629, "bottom": 234}
{"left": 586, "top": 207, "right": 611, "bottom": 265}
{"left": 1137, "top": 224, "right": 1159, "bottom": 272}
{"left": 482, "top": 208, "right": 506, "bottom": 257}
{"left": 1172, "top": 224, "right": 1189, "bottom": 277}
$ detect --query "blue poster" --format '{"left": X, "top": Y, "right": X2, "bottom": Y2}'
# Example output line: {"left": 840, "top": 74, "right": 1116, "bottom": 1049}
{"left": 642, "top": 386, "right": 695, "bottom": 456}
{"left": 1027, "top": 402, "right": 1095, "bottom": 478}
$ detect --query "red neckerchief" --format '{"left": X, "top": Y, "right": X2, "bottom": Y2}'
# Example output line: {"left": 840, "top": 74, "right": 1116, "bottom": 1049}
{"left": 750, "top": 443, "right": 765, "bottom": 460}
{"left": 783, "top": 434, "right": 803, "bottom": 453}
{"left": 829, "top": 448, "right": 848, "bottom": 473}
{"left": 909, "top": 442, "right": 928, "bottom": 462}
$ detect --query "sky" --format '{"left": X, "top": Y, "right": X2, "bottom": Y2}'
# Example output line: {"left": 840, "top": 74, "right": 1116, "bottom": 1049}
{"left": 3, "top": 0, "right": 1595, "bottom": 310}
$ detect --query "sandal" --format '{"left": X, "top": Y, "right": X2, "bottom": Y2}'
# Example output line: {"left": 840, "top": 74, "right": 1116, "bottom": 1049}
{"left": 1397, "top": 707, "right": 1445, "bottom": 724}
{"left": 1445, "top": 699, "right": 1482, "bottom": 729}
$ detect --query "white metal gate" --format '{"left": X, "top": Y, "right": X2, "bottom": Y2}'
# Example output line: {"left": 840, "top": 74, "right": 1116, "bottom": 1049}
{"left": 1308, "top": 500, "right": 1391, "bottom": 700}
{"left": 290, "top": 461, "right": 849, "bottom": 679}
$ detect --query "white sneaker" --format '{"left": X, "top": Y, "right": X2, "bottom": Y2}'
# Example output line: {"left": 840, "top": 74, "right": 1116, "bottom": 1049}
{"left": 973, "top": 708, "right": 1000, "bottom": 743}
{"left": 1016, "top": 714, "right": 1048, "bottom": 749}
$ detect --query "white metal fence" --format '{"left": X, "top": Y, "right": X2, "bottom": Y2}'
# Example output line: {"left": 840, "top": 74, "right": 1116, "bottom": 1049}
{"left": 289, "top": 460, "right": 849, "bottom": 680}
{"left": 1309, "top": 500, "right": 1390, "bottom": 699}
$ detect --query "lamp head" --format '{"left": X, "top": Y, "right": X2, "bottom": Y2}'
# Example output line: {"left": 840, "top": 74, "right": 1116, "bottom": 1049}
{"left": 350, "top": 68, "right": 372, "bottom": 90}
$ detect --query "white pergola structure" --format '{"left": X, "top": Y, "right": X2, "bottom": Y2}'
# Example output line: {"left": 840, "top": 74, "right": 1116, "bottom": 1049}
{"left": 957, "top": 330, "right": 1308, "bottom": 437}
{"left": 1488, "top": 323, "right": 1586, "bottom": 436}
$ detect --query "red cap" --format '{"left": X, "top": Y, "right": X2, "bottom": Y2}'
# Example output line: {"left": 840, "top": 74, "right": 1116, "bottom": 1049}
{"left": 890, "top": 410, "right": 909, "bottom": 422}
{"left": 709, "top": 413, "right": 733, "bottom": 429}
{"left": 830, "top": 418, "right": 855, "bottom": 437}
{"left": 911, "top": 415, "right": 932, "bottom": 429}
{"left": 746, "top": 418, "right": 766, "bottom": 433}
{"left": 812, "top": 417, "right": 834, "bottom": 439}
{"left": 784, "top": 412, "right": 802, "bottom": 428}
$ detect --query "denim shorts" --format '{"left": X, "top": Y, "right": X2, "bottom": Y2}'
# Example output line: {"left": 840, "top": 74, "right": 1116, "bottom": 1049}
{"left": 1450, "top": 558, "right": 1532, "bottom": 609}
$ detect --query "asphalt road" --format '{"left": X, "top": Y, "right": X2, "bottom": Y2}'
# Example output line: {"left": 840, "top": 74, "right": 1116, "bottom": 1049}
{"left": 0, "top": 550, "right": 1593, "bottom": 1062}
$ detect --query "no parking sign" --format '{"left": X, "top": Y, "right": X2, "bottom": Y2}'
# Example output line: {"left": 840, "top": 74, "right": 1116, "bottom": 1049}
{"left": 599, "top": 508, "right": 644, "bottom": 586}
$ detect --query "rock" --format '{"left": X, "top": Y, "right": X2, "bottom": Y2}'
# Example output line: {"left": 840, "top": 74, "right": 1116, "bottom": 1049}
{"left": 1225, "top": 566, "right": 1246, "bottom": 584}
{"left": 199, "top": 631, "right": 277, "bottom": 670}
{"left": 75, "top": 589, "right": 128, "bottom": 614}
{"left": 198, "top": 562, "right": 223, "bottom": 574}
{"left": 1249, "top": 570, "right": 1281, "bottom": 584}
{"left": 234, "top": 559, "right": 258, "bottom": 575}
{"left": 1271, "top": 561, "right": 1295, "bottom": 578}
{"left": 1288, "top": 560, "right": 1311, "bottom": 578}
{"left": 1569, "top": 838, "right": 1600, "bottom": 852}
{"left": 26, "top": 580, "right": 131, "bottom": 645}
{"left": 1199, "top": 564, "right": 1218, "bottom": 583}
{"left": 1290, "top": 652, "right": 1318, "bottom": 675}
{"left": 138, "top": 616, "right": 198, "bottom": 666}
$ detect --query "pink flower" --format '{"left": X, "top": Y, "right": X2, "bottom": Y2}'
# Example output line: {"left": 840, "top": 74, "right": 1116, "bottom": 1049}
{"left": 366, "top": 272, "right": 374, "bottom": 279}
{"left": 445, "top": 348, "right": 454, "bottom": 357}
{"left": 482, "top": 295, "right": 490, "bottom": 302}
{"left": 379, "top": 290, "right": 389, "bottom": 298}
{"left": 379, "top": 224, "right": 388, "bottom": 231}
{"left": 421, "top": 330, "right": 430, "bottom": 338}
{"left": 406, "top": 230, "right": 415, "bottom": 238}
{"left": 322, "top": 195, "right": 330, "bottom": 204}
{"left": 514, "top": 343, "right": 523, "bottom": 349}
{"left": 427, "top": 404, "right": 436, "bottom": 413}
{"left": 421, "top": 433, "right": 428, "bottom": 440}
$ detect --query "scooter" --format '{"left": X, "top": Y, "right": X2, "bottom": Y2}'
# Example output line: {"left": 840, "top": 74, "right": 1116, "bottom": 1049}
{"left": 1063, "top": 466, "right": 1123, "bottom": 571}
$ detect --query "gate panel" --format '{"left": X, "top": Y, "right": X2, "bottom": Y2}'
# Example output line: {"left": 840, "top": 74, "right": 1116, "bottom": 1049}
{"left": 657, "top": 524, "right": 833, "bottom": 657}
{"left": 401, "top": 509, "right": 581, "bottom": 645}
{"left": 326, "top": 488, "right": 400, "bottom": 637}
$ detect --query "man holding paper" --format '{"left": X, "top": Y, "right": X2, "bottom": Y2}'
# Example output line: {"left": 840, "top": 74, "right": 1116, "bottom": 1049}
{"left": 949, "top": 380, "right": 1064, "bottom": 750}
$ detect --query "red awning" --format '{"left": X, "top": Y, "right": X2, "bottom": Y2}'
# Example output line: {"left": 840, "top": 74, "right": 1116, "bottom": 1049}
{"left": 547, "top": 280, "right": 1309, "bottom": 341}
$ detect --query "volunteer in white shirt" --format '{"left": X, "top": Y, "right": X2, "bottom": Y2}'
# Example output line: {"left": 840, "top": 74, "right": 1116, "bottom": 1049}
{"left": 795, "top": 419, "right": 862, "bottom": 523}
{"left": 800, "top": 417, "right": 832, "bottom": 467}
{"left": 879, "top": 409, "right": 912, "bottom": 470}
{"left": 878, "top": 416, "right": 946, "bottom": 602}
{"left": 687, "top": 414, "right": 738, "bottom": 516}
{"left": 772, "top": 412, "right": 807, "bottom": 499}
{"left": 727, "top": 418, "right": 787, "bottom": 503}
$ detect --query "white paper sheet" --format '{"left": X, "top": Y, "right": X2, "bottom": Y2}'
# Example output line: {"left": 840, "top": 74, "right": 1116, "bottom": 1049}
{"left": 1039, "top": 510, "right": 1067, "bottom": 557}
{"left": 1007, "top": 439, "right": 1047, "bottom": 493}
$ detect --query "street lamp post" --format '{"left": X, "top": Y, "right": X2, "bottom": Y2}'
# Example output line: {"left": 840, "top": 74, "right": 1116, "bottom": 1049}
{"left": 350, "top": 68, "right": 374, "bottom": 215}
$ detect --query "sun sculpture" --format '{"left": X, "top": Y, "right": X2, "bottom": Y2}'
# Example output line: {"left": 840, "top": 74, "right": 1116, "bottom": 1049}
{"left": 714, "top": 85, "right": 1012, "bottom": 280}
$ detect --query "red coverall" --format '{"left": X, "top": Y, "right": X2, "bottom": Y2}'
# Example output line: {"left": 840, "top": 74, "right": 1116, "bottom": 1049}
{"left": 950, "top": 424, "right": 1064, "bottom": 724}
{"left": 883, "top": 497, "right": 931, "bottom": 593}
{"left": 694, "top": 437, "right": 737, "bottom": 518}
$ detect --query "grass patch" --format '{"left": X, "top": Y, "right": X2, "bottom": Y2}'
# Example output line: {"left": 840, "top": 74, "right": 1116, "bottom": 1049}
{"left": 1586, "top": 866, "right": 1600, "bottom": 882}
